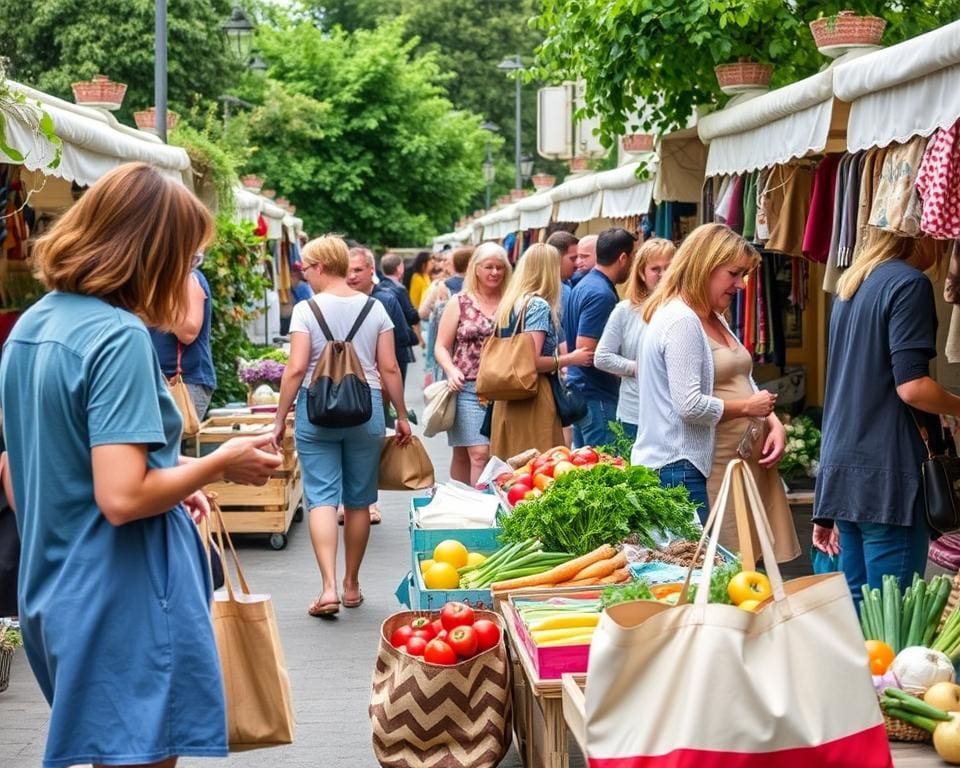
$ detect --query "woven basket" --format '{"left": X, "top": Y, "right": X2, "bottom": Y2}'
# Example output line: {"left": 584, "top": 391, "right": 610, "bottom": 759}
{"left": 810, "top": 12, "right": 886, "bottom": 49}
{"left": 937, "top": 571, "right": 960, "bottom": 633}
{"left": 0, "top": 645, "right": 12, "bottom": 694}
{"left": 714, "top": 61, "right": 773, "bottom": 90}
{"left": 880, "top": 694, "right": 932, "bottom": 743}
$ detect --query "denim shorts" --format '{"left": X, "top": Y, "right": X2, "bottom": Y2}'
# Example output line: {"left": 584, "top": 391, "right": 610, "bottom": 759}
{"left": 657, "top": 459, "right": 709, "bottom": 524}
{"left": 294, "top": 388, "right": 385, "bottom": 509}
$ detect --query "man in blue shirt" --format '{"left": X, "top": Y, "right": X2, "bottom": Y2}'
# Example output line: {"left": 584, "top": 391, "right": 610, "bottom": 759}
{"left": 546, "top": 231, "right": 579, "bottom": 325}
{"left": 563, "top": 228, "right": 636, "bottom": 447}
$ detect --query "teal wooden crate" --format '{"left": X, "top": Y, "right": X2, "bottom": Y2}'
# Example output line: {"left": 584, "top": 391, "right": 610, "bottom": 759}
{"left": 407, "top": 561, "right": 496, "bottom": 611}
{"left": 408, "top": 496, "right": 502, "bottom": 554}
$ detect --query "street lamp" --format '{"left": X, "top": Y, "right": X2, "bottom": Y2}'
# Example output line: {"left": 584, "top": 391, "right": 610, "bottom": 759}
{"left": 497, "top": 54, "right": 524, "bottom": 190}
{"left": 221, "top": 7, "right": 256, "bottom": 60}
{"left": 219, "top": 94, "right": 254, "bottom": 134}
{"left": 248, "top": 51, "right": 268, "bottom": 75}
{"left": 520, "top": 153, "right": 535, "bottom": 182}
{"left": 155, "top": 0, "right": 168, "bottom": 143}
{"left": 480, "top": 120, "right": 499, "bottom": 209}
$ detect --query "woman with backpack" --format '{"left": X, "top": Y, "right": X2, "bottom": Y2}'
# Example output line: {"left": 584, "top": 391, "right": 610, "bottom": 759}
{"left": 273, "top": 235, "right": 412, "bottom": 617}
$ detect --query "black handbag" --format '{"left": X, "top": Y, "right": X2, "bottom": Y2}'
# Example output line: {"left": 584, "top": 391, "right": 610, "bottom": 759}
{"left": 549, "top": 374, "right": 588, "bottom": 427}
{"left": 910, "top": 409, "right": 960, "bottom": 534}
{"left": 306, "top": 298, "right": 375, "bottom": 428}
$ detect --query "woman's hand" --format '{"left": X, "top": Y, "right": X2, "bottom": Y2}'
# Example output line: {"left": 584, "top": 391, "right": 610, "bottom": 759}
{"left": 219, "top": 433, "right": 282, "bottom": 485}
{"left": 182, "top": 490, "right": 211, "bottom": 524}
{"left": 394, "top": 418, "right": 413, "bottom": 446}
{"left": 812, "top": 523, "right": 840, "bottom": 556}
{"left": 744, "top": 391, "right": 777, "bottom": 417}
{"left": 566, "top": 346, "right": 595, "bottom": 368}
{"left": 446, "top": 369, "right": 466, "bottom": 392}
{"left": 758, "top": 418, "right": 786, "bottom": 468}
{"left": 272, "top": 418, "right": 286, "bottom": 450}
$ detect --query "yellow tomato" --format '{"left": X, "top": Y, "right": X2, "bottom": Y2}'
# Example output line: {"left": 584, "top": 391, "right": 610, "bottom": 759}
{"left": 738, "top": 599, "right": 761, "bottom": 612}
{"left": 420, "top": 558, "right": 435, "bottom": 574}
{"left": 433, "top": 539, "right": 469, "bottom": 569}
{"left": 533, "top": 474, "right": 554, "bottom": 492}
{"left": 727, "top": 571, "right": 773, "bottom": 606}
{"left": 466, "top": 552, "right": 487, "bottom": 567}
{"left": 423, "top": 562, "right": 460, "bottom": 590}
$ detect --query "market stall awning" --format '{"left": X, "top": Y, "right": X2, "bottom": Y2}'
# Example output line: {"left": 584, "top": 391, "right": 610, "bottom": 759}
{"left": 4, "top": 80, "right": 191, "bottom": 187}
{"left": 595, "top": 158, "right": 656, "bottom": 219}
{"left": 551, "top": 172, "right": 600, "bottom": 223}
{"left": 515, "top": 189, "right": 555, "bottom": 231}
{"left": 655, "top": 127, "right": 708, "bottom": 204}
{"left": 485, "top": 203, "right": 521, "bottom": 240}
{"left": 454, "top": 223, "right": 475, "bottom": 244}
{"left": 235, "top": 188, "right": 262, "bottom": 223}
{"left": 283, "top": 214, "right": 304, "bottom": 241}
{"left": 697, "top": 49, "right": 874, "bottom": 177}
{"left": 834, "top": 20, "right": 960, "bottom": 152}
{"left": 233, "top": 187, "right": 290, "bottom": 239}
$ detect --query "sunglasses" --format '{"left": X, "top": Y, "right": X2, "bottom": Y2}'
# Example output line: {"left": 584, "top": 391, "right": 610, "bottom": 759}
{"left": 191, "top": 251, "right": 205, "bottom": 268}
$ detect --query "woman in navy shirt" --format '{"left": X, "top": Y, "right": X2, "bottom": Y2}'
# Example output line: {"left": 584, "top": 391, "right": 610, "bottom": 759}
{"left": 815, "top": 230, "right": 958, "bottom": 595}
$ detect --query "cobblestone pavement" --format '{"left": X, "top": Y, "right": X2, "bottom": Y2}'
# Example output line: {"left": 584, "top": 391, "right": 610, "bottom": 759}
{"left": 0, "top": 360, "right": 549, "bottom": 768}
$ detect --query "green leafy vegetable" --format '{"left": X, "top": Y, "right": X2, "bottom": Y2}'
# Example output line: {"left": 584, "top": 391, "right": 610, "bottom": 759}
{"left": 597, "top": 421, "right": 634, "bottom": 462}
{"left": 688, "top": 557, "right": 743, "bottom": 605}
{"left": 600, "top": 579, "right": 654, "bottom": 609}
{"left": 499, "top": 463, "right": 698, "bottom": 556}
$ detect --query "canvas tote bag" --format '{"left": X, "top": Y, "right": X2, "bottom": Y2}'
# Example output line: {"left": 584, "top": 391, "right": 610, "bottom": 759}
{"left": 422, "top": 380, "right": 456, "bottom": 437}
{"left": 167, "top": 344, "right": 200, "bottom": 437}
{"left": 475, "top": 298, "right": 538, "bottom": 402}
{"left": 209, "top": 503, "right": 295, "bottom": 751}
{"left": 379, "top": 435, "right": 436, "bottom": 491}
{"left": 583, "top": 459, "right": 893, "bottom": 768}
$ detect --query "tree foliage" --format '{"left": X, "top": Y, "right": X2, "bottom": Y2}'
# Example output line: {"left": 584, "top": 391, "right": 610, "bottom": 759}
{"left": 236, "top": 19, "right": 488, "bottom": 245}
{"left": 531, "top": 0, "right": 960, "bottom": 148}
{"left": 0, "top": 0, "right": 241, "bottom": 122}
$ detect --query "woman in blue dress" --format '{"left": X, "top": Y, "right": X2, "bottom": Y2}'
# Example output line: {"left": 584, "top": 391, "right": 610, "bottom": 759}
{"left": 0, "top": 163, "right": 282, "bottom": 768}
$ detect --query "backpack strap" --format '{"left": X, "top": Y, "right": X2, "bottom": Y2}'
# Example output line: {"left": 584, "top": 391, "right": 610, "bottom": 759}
{"left": 307, "top": 297, "right": 335, "bottom": 342}
{"left": 345, "top": 297, "right": 377, "bottom": 343}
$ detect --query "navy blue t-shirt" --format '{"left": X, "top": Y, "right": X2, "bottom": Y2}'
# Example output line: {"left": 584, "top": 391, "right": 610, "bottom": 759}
{"left": 815, "top": 259, "right": 938, "bottom": 527}
{"left": 149, "top": 269, "right": 216, "bottom": 390}
{"left": 445, "top": 275, "right": 465, "bottom": 294}
{"left": 562, "top": 268, "right": 619, "bottom": 402}
{"left": 372, "top": 283, "right": 415, "bottom": 363}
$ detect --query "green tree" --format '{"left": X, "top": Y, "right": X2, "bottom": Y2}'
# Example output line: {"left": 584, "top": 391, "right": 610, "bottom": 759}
{"left": 236, "top": 19, "right": 488, "bottom": 245}
{"left": 531, "top": 0, "right": 960, "bottom": 148}
{"left": 0, "top": 0, "right": 241, "bottom": 123}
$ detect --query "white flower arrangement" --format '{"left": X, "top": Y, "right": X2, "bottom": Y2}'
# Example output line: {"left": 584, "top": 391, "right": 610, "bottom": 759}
{"left": 779, "top": 415, "right": 821, "bottom": 478}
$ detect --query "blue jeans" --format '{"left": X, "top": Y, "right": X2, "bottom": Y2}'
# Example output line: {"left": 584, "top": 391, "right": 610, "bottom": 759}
{"left": 572, "top": 397, "right": 617, "bottom": 448}
{"left": 657, "top": 459, "right": 709, "bottom": 524}
{"left": 837, "top": 519, "right": 929, "bottom": 602}
{"left": 619, "top": 421, "right": 637, "bottom": 441}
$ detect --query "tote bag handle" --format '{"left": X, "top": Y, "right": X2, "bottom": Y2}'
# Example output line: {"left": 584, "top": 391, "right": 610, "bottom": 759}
{"left": 208, "top": 499, "right": 253, "bottom": 599}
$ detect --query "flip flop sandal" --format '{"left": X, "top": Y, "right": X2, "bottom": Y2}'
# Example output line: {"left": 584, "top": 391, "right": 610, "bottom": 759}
{"left": 369, "top": 506, "right": 382, "bottom": 525}
{"left": 308, "top": 598, "right": 341, "bottom": 617}
{"left": 343, "top": 592, "right": 364, "bottom": 608}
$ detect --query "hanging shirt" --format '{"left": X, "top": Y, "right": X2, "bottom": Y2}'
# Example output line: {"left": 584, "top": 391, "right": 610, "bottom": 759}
{"left": 917, "top": 121, "right": 960, "bottom": 240}
{"left": 802, "top": 153, "right": 841, "bottom": 263}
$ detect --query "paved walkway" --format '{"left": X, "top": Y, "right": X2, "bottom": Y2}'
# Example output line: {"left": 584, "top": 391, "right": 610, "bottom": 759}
{"left": 0, "top": 360, "right": 538, "bottom": 767}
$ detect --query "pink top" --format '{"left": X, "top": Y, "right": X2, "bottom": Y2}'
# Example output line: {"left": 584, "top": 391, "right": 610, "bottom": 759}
{"left": 451, "top": 293, "right": 494, "bottom": 381}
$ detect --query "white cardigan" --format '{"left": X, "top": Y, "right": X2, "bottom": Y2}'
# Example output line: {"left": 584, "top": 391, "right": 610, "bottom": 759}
{"left": 631, "top": 298, "right": 725, "bottom": 476}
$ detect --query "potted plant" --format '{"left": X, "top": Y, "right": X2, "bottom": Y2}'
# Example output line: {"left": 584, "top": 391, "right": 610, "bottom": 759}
{"left": 0, "top": 625, "right": 22, "bottom": 694}
{"left": 134, "top": 107, "right": 179, "bottom": 134}
{"left": 531, "top": 173, "right": 555, "bottom": 191}
{"left": 241, "top": 174, "right": 264, "bottom": 193}
{"left": 569, "top": 156, "right": 589, "bottom": 172}
{"left": 237, "top": 351, "right": 287, "bottom": 405}
{"left": 261, "top": 188, "right": 277, "bottom": 199}
{"left": 778, "top": 415, "right": 821, "bottom": 491}
{"left": 71, "top": 75, "right": 127, "bottom": 110}
{"left": 810, "top": 10, "right": 886, "bottom": 52}
{"left": 622, "top": 133, "right": 655, "bottom": 154}
{"left": 714, "top": 58, "right": 774, "bottom": 94}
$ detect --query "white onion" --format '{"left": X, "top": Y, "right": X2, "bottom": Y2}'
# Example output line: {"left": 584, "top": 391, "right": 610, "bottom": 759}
{"left": 891, "top": 646, "right": 956, "bottom": 695}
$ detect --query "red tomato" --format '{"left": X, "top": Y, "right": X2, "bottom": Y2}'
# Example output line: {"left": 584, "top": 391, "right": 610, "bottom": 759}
{"left": 553, "top": 460, "right": 576, "bottom": 477}
{"left": 531, "top": 455, "right": 549, "bottom": 473}
{"left": 409, "top": 617, "right": 435, "bottom": 639}
{"left": 436, "top": 630, "right": 448, "bottom": 642}
{"left": 472, "top": 619, "right": 501, "bottom": 652}
{"left": 523, "top": 488, "right": 542, "bottom": 500}
{"left": 423, "top": 639, "right": 458, "bottom": 665}
{"left": 405, "top": 637, "right": 428, "bottom": 656}
{"left": 494, "top": 472, "right": 514, "bottom": 487}
{"left": 571, "top": 454, "right": 592, "bottom": 466}
{"left": 507, "top": 483, "right": 532, "bottom": 505}
{"left": 447, "top": 625, "right": 479, "bottom": 658}
{"left": 574, "top": 447, "right": 599, "bottom": 463}
{"left": 440, "top": 601, "right": 476, "bottom": 631}
{"left": 390, "top": 625, "right": 414, "bottom": 648}
{"left": 537, "top": 462, "right": 556, "bottom": 479}
{"left": 431, "top": 619, "right": 444, "bottom": 636}
{"left": 412, "top": 629, "right": 434, "bottom": 641}
{"left": 513, "top": 472, "right": 533, "bottom": 487}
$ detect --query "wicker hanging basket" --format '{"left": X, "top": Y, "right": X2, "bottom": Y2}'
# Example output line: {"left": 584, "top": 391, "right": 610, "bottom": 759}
{"left": 810, "top": 11, "right": 886, "bottom": 50}
{"left": 714, "top": 60, "right": 773, "bottom": 93}
{"left": 71, "top": 75, "right": 127, "bottom": 110}
{"left": 622, "top": 133, "right": 655, "bottom": 154}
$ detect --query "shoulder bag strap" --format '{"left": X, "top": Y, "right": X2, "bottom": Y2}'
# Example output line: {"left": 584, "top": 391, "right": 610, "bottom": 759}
{"left": 499, "top": 296, "right": 531, "bottom": 338}
{"left": 908, "top": 405, "right": 937, "bottom": 460}
{"left": 345, "top": 297, "right": 376, "bottom": 343}
{"left": 307, "top": 297, "right": 336, "bottom": 342}
{"left": 175, "top": 341, "right": 184, "bottom": 377}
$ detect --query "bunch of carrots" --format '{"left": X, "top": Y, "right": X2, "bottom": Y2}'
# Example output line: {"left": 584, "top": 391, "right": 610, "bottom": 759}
{"left": 491, "top": 544, "right": 629, "bottom": 592}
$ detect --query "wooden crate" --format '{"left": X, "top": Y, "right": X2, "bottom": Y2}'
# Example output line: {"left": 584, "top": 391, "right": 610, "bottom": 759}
{"left": 195, "top": 414, "right": 296, "bottom": 471}
{"left": 205, "top": 469, "right": 303, "bottom": 549}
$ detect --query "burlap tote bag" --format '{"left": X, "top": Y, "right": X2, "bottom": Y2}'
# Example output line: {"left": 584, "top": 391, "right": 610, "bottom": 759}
{"left": 582, "top": 459, "right": 893, "bottom": 768}
{"left": 475, "top": 299, "right": 538, "bottom": 402}
{"left": 370, "top": 610, "right": 512, "bottom": 768}
{"left": 209, "top": 504, "right": 295, "bottom": 751}
{"left": 379, "top": 435, "right": 436, "bottom": 491}
{"left": 168, "top": 345, "right": 200, "bottom": 437}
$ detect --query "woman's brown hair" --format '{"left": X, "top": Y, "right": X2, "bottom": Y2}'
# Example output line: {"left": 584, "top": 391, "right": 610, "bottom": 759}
{"left": 33, "top": 162, "right": 213, "bottom": 330}
{"left": 625, "top": 237, "right": 675, "bottom": 306}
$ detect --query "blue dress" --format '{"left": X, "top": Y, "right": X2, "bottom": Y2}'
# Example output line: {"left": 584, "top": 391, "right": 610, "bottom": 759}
{"left": 0, "top": 292, "right": 227, "bottom": 768}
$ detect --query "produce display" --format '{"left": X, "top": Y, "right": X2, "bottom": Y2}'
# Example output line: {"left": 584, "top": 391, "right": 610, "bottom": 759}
{"left": 490, "top": 544, "right": 631, "bottom": 592}
{"left": 388, "top": 602, "right": 502, "bottom": 665}
{"left": 496, "top": 445, "right": 624, "bottom": 507}
{"left": 458, "top": 539, "right": 575, "bottom": 590}
{"left": 419, "top": 539, "right": 491, "bottom": 590}
{"left": 514, "top": 597, "right": 603, "bottom": 648}
{"left": 499, "top": 462, "right": 698, "bottom": 556}
{"left": 879, "top": 686, "right": 960, "bottom": 763}
{"left": 859, "top": 574, "right": 952, "bottom": 655}
{"left": 639, "top": 539, "right": 725, "bottom": 568}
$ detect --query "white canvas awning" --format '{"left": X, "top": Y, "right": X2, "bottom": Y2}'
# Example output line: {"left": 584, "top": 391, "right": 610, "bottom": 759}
{"left": 233, "top": 187, "right": 289, "bottom": 239}
{"left": 485, "top": 203, "right": 520, "bottom": 240}
{"left": 283, "top": 214, "right": 304, "bottom": 241}
{"left": 454, "top": 223, "right": 475, "bottom": 244}
{"left": 834, "top": 20, "right": 960, "bottom": 152}
{"left": 596, "top": 158, "right": 657, "bottom": 218}
{"left": 551, "top": 172, "right": 600, "bottom": 223}
{"left": 655, "top": 127, "right": 708, "bottom": 203}
{"left": 235, "top": 188, "right": 262, "bottom": 223}
{"left": 515, "top": 189, "right": 554, "bottom": 230}
{"left": 4, "top": 80, "right": 191, "bottom": 187}
{"left": 433, "top": 231, "right": 458, "bottom": 247}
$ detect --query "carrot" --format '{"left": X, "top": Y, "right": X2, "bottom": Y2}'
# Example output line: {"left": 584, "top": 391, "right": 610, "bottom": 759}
{"left": 491, "top": 544, "right": 616, "bottom": 592}
{"left": 598, "top": 568, "right": 631, "bottom": 585}
{"left": 572, "top": 552, "right": 627, "bottom": 581}
{"left": 557, "top": 577, "right": 601, "bottom": 587}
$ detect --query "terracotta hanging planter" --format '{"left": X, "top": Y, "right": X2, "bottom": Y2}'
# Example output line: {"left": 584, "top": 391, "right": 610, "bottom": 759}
{"left": 531, "top": 173, "right": 556, "bottom": 191}
{"left": 71, "top": 75, "right": 127, "bottom": 110}
{"left": 714, "top": 59, "right": 773, "bottom": 94}
{"left": 133, "top": 107, "right": 178, "bottom": 134}
{"left": 569, "top": 156, "right": 589, "bottom": 172}
{"left": 510, "top": 189, "right": 530, "bottom": 201}
{"left": 810, "top": 11, "right": 886, "bottom": 53}
{"left": 621, "top": 133, "right": 655, "bottom": 154}
{"left": 241, "top": 174, "right": 263, "bottom": 193}
{"left": 262, "top": 188, "right": 276, "bottom": 199}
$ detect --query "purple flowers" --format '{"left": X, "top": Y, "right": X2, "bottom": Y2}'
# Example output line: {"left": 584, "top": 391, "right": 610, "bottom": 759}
{"left": 237, "top": 357, "right": 286, "bottom": 384}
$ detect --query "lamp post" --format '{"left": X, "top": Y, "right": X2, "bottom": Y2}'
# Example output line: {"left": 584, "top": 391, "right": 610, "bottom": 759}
{"left": 219, "top": 94, "right": 254, "bottom": 134}
{"left": 155, "top": 0, "right": 167, "bottom": 143}
{"left": 221, "top": 7, "right": 256, "bottom": 60}
{"left": 480, "top": 120, "right": 499, "bottom": 209}
{"left": 497, "top": 55, "right": 524, "bottom": 190}
{"left": 520, "top": 153, "right": 534, "bottom": 182}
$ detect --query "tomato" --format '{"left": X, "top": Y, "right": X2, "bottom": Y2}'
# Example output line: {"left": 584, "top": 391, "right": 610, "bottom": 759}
{"left": 523, "top": 488, "right": 543, "bottom": 500}
{"left": 531, "top": 455, "right": 550, "bottom": 472}
{"left": 412, "top": 629, "right": 434, "bottom": 641}
{"left": 536, "top": 462, "right": 556, "bottom": 479}
{"left": 423, "top": 639, "right": 458, "bottom": 665}
{"left": 440, "top": 602, "right": 475, "bottom": 631}
{"left": 865, "top": 640, "right": 896, "bottom": 675}
{"left": 574, "top": 447, "right": 599, "bottom": 463}
{"left": 553, "top": 460, "right": 576, "bottom": 477}
{"left": 533, "top": 474, "right": 554, "bottom": 491}
{"left": 448, "top": 625, "right": 479, "bottom": 659}
{"left": 410, "top": 617, "right": 434, "bottom": 635}
{"left": 433, "top": 539, "right": 469, "bottom": 568}
{"left": 727, "top": 571, "right": 772, "bottom": 606}
{"left": 436, "top": 630, "right": 447, "bottom": 642}
{"left": 390, "top": 625, "right": 414, "bottom": 648}
{"left": 570, "top": 454, "right": 593, "bottom": 467}
{"left": 507, "top": 483, "right": 532, "bottom": 505}
{"left": 472, "top": 619, "right": 501, "bottom": 652}
{"left": 547, "top": 446, "right": 572, "bottom": 461}
{"left": 405, "top": 637, "right": 428, "bottom": 656}
{"left": 612, "top": 457, "right": 626, "bottom": 467}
